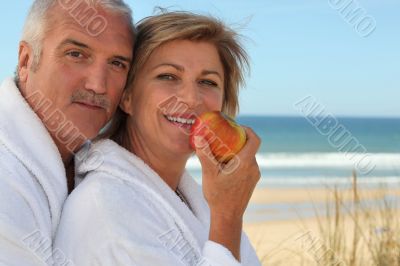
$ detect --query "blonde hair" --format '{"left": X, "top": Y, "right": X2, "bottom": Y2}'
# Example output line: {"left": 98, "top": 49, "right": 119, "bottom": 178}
{"left": 105, "top": 11, "right": 250, "bottom": 145}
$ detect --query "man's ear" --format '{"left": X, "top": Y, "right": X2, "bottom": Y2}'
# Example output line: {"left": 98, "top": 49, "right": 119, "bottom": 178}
{"left": 18, "top": 41, "right": 34, "bottom": 85}
{"left": 119, "top": 90, "right": 133, "bottom": 115}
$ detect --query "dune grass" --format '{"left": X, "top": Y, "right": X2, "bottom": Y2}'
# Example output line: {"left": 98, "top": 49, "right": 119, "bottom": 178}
{"left": 257, "top": 172, "right": 400, "bottom": 266}
{"left": 311, "top": 172, "right": 400, "bottom": 266}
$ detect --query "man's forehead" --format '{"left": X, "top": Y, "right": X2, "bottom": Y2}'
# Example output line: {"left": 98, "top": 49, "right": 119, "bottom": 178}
{"left": 45, "top": 5, "right": 134, "bottom": 53}
{"left": 47, "top": 3, "right": 133, "bottom": 38}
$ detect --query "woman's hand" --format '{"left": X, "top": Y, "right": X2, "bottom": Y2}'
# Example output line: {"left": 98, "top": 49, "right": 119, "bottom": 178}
{"left": 194, "top": 126, "right": 261, "bottom": 260}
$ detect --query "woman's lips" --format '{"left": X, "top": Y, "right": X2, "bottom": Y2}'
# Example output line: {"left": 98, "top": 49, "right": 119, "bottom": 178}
{"left": 164, "top": 115, "right": 193, "bottom": 132}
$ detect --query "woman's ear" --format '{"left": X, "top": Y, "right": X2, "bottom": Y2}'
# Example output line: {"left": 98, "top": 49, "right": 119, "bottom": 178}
{"left": 119, "top": 90, "right": 133, "bottom": 115}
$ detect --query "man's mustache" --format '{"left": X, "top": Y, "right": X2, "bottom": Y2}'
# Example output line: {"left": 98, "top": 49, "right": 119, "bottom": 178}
{"left": 70, "top": 90, "right": 111, "bottom": 111}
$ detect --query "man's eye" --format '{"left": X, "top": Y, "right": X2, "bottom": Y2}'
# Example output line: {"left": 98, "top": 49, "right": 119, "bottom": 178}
{"left": 157, "top": 74, "right": 176, "bottom": 81}
{"left": 66, "top": 51, "right": 83, "bottom": 58}
{"left": 111, "top": 61, "right": 127, "bottom": 69}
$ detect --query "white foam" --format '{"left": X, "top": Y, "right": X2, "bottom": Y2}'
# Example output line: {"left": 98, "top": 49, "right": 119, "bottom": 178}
{"left": 190, "top": 175, "right": 400, "bottom": 187}
{"left": 186, "top": 152, "right": 400, "bottom": 170}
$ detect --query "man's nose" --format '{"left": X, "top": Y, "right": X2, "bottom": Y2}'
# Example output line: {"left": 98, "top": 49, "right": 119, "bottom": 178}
{"left": 84, "top": 63, "right": 108, "bottom": 94}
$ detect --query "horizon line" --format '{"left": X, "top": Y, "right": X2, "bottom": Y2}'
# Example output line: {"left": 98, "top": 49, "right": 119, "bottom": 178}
{"left": 237, "top": 114, "right": 400, "bottom": 119}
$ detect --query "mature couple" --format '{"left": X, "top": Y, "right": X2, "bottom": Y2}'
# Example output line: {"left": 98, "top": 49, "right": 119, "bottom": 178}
{"left": 0, "top": 0, "right": 261, "bottom": 265}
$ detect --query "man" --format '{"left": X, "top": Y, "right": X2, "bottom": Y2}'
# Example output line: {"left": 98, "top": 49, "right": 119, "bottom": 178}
{"left": 0, "top": 0, "right": 135, "bottom": 264}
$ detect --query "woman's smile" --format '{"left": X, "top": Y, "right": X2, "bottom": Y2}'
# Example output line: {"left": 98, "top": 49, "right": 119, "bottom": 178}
{"left": 163, "top": 113, "right": 196, "bottom": 133}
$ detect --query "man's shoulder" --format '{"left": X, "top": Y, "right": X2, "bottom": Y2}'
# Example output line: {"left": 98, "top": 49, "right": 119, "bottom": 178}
{"left": 0, "top": 148, "right": 51, "bottom": 239}
{"left": 0, "top": 143, "right": 30, "bottom": 180}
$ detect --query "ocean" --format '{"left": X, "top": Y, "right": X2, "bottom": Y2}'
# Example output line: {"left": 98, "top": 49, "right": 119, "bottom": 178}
{"left": 186, "top": 116, "right": 400, "bottom": 188}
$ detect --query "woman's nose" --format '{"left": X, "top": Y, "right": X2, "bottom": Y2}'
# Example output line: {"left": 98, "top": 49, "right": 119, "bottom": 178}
{"left": 177, "top": 81, "right": 201, "bottom": 109}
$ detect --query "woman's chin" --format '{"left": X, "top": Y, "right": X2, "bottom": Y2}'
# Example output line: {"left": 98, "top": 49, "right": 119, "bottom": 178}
{"left": 167, "top": 144, "right": 193, "bottom": 160}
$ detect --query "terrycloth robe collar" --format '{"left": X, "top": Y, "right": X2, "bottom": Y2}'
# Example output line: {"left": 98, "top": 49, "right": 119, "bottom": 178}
{"left": 0, "top": 77, "right": 67, "bottom": 236}
{"left": 75, "top": 139, "right": 211, "bottom": 252}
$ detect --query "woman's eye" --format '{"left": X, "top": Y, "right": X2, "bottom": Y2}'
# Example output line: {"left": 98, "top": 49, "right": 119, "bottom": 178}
{"left": 157, "top": 74, "right": 176, "bottom": 81}
{"left": 200, "top": 79, "right": 218, "bottom": 87}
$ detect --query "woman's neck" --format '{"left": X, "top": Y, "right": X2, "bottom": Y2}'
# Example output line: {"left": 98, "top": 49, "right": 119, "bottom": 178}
{"left": 126, "top": 128, "right": 188, "bottom": 191}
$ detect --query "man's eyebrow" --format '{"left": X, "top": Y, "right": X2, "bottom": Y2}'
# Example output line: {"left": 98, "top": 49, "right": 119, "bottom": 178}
{"left": 114, "top": 55, "right": 132, "bottom": 64}
{"left": 57, "top": 39, "right": 91, "bottom": 50}
{"left": 57, "top": 39, "right": 131, "bottom": 63}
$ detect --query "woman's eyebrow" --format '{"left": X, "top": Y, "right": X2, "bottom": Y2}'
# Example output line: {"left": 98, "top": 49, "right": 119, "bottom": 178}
{"left": 152, "top": 63, "right": 184, "bottom": 72}
{"left": 202, "top": 70, "right": 223, "bottom": 80}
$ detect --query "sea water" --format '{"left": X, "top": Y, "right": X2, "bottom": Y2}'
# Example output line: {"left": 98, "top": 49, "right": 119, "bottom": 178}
{"left": 187, "top": 116, "right": 400, "bottom": 188}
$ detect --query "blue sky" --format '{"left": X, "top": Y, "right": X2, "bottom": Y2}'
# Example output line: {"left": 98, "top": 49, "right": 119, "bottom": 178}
{"left": 1, "top": 1, "right": 399, "bottom": 117}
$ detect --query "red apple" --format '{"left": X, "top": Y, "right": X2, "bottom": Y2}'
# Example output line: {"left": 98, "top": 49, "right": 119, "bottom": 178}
{"left": 190, "top": 111, "right": 246, "bottom": 163}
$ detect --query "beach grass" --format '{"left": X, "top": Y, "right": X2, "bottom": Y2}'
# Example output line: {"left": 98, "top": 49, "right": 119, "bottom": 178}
{"left": 308, "top": 172, "right": 400, "bottom": 266}
{"left": 246, "top": 173, "right": 400, "bottom": 266}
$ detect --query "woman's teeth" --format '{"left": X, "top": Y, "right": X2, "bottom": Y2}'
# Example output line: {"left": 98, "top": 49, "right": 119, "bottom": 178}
{"left": 166, "top": 115, "right": 195, "bottom": 125}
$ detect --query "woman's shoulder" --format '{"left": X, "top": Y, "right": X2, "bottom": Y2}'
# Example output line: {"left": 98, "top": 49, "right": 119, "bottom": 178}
{"left": 68, "top": 173, "right": 152, "bottom": 214}
{"left": 65, "top": 173, "right": 175, "bottom": 235}
{"left": 75, "top": 139, "right": 131, "bottom": 175}
{"left": 75, "top": 139, "right": 160, "bottom": 185}
{"left": 56, "top": 174, "right": 177, "bottom": 264}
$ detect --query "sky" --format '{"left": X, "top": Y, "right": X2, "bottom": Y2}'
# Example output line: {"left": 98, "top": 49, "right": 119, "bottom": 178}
{"left": 0, "top": 0, "right": 399, "bottom": 117}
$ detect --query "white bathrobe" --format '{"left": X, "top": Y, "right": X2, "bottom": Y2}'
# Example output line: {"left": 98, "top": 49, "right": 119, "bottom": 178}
{"left": 55, "top": 139, "right": 260, "bottom": 265}
{"left": 0, "top": 78, "right": 68, "bottom": 265}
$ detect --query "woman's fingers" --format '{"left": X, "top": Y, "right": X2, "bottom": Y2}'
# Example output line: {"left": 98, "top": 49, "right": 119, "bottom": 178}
{"left": 193, "top": 136, "right": 219, "bottom": 177}
{"left": 221, "top": 126, "right": 261, "bottom": 177}
{"left": 236, "top": 126, "right": 261, "bottom": 161}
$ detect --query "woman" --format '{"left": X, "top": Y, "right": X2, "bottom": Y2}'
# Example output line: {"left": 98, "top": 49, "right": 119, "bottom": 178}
{"left": 55, "top": 11, "right": 261, "bottom": 265}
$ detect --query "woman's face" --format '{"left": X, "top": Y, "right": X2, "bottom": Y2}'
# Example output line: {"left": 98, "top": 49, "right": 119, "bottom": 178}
{"left": 121, "top": 40, "right": 225, "bottom": 159}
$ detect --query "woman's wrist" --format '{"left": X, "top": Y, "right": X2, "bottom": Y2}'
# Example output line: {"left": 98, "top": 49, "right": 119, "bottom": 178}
{"left": 209, "top": 211, "right": 243, "bottom": 261}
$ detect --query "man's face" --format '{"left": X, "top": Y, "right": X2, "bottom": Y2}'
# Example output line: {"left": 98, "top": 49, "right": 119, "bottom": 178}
{"left": 20, "top": 5, "right": 133, "bottom": 152}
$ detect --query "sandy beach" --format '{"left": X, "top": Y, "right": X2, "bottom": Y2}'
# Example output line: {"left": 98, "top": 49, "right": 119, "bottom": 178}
{"left": 244, "top": 186, "right": 400, "bottom": 265}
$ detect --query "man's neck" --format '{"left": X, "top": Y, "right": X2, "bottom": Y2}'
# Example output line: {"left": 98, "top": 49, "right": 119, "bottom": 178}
{"left": 66, "top": 160, "right": 75, "bottom": 194}
{"left": 55, "top": 139, "right": 76, "bottom": 194}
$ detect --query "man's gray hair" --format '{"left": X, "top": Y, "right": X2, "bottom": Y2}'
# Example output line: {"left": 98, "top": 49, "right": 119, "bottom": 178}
{"left": 15, "top": 0, "right": 135, "bottom": 83}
